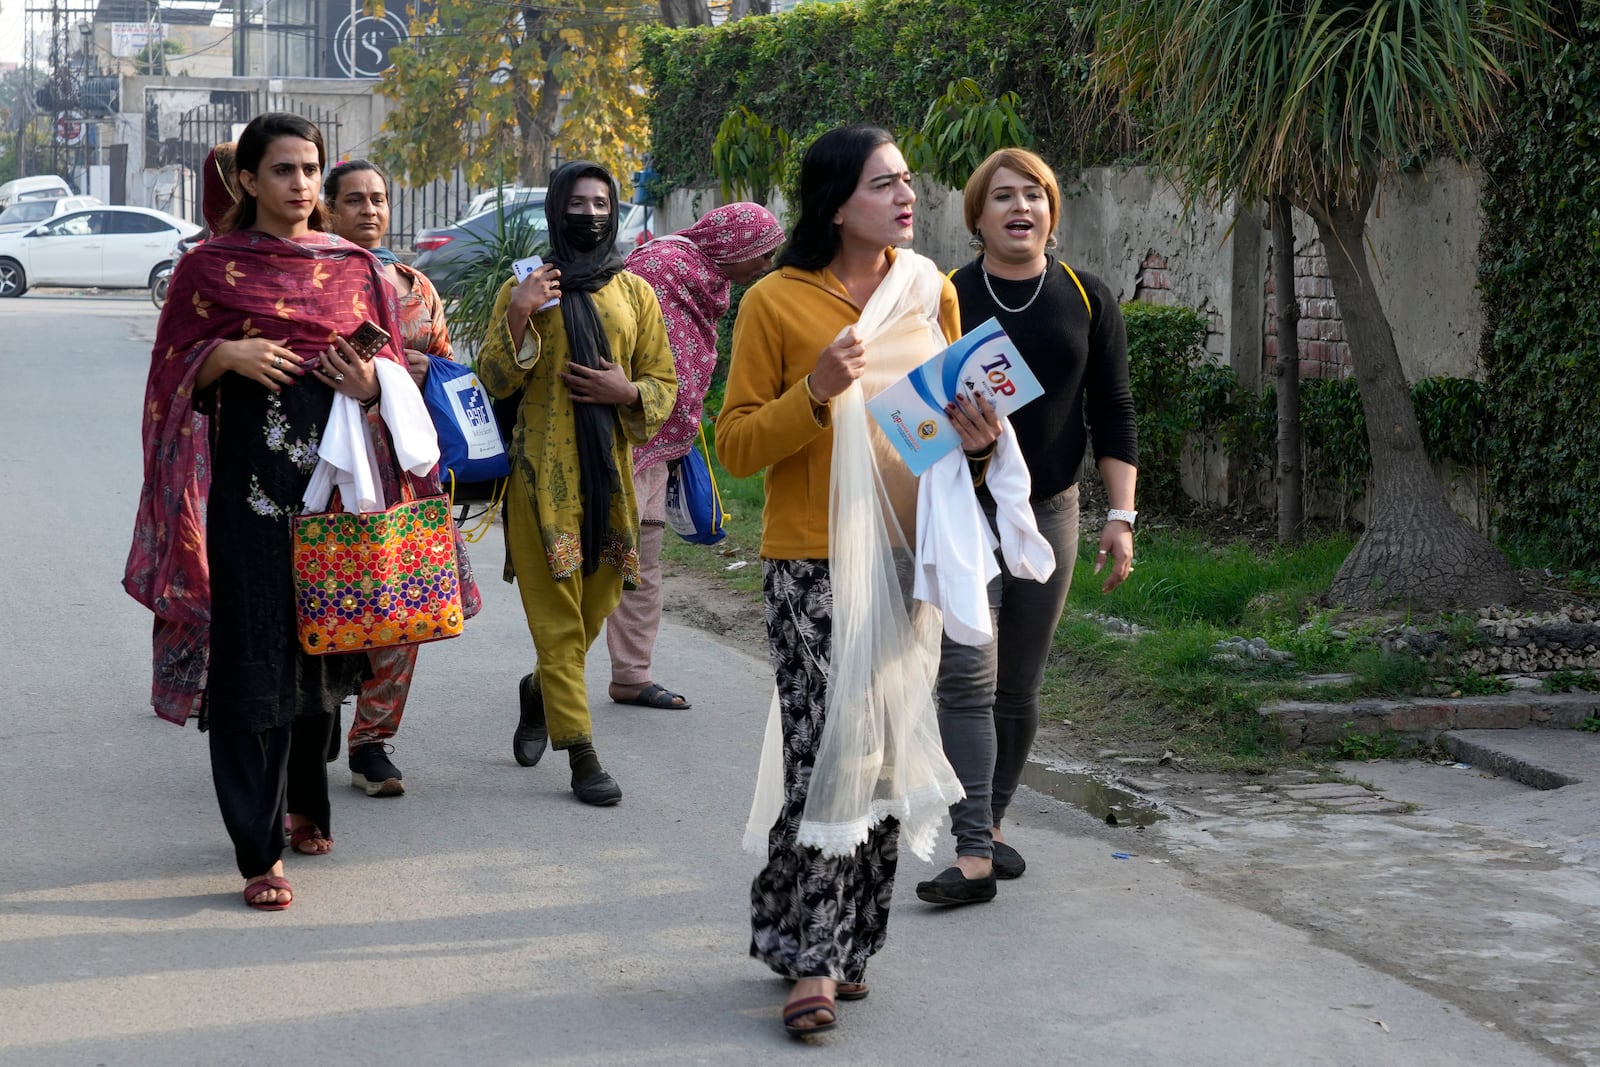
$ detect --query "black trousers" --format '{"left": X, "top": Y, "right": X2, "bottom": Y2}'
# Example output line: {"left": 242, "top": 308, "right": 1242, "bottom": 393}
{"left": 208, "top": 712, "right": 336, "bottom": 878}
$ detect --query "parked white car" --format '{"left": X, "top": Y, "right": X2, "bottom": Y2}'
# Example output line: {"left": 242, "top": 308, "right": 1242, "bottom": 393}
{"left": 0, "top": 195, "right": 103, "bottom": 234}
{"left": 0, "top": 174, "right": 73, "bottom": 208}
{"left": 0, "top": 206, "right": 201, "bottom": 297}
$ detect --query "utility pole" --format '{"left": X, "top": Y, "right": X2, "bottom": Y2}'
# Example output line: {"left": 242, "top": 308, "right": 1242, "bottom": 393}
{"left": 78, "top": 18, "right": 93, "bottom": 194}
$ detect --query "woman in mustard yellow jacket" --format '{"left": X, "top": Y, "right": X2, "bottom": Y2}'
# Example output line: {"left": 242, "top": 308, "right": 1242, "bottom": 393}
{"left": 719, "top": 124, "right": 998, "bottom": 1037}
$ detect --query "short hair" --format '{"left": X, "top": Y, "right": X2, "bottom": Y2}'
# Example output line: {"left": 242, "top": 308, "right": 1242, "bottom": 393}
{"left": 323, "top": 158, "right": 388, "bottom": 203}
{"left": 962, "top": 148, "right": 1060, "bottom": 236}
{"left": 777, "top": 124, "right": 897, "bottom": 271}
{"left": 220, "top": 112, "right": 330, "bottom": 235}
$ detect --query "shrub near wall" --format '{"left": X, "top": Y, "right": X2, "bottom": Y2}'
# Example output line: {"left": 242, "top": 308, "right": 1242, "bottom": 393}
{"left": 1122, "top": 306, "right": 1489, "bottom": 526}
{"left": 1480, "top": 0, "right": 1600, "bottom": 568}
{"left": 638, "top": 0, "right": 1126, "bottom": 191}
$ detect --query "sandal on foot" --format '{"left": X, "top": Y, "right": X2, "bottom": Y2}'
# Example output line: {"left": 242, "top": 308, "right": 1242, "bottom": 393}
{"left": 288, "top": 824, "right": 333, "bottom": 855}
{"left": 836, "top": 982, "right": 869, "bottom": 1001}
{"left": 611, "top": 682, "right": 691, "bottom": 709}
{"left": 243, "top": 875, "right": 293, "bottom": 911}
{"left": 782, "top": 995, "right": 837, "bottom": 1037}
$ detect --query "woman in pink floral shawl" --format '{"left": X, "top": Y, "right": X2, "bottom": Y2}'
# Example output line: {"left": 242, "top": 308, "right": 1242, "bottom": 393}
{"left": 607, "top": 202, "right": 784, "bottom": 709}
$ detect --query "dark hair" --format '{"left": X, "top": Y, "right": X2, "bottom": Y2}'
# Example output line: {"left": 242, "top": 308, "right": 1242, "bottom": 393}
{"left": 776, "top": 124, "right": 896, "bottom": 271}
{"left": 220, "top": 112, "right": 330, "bottom": 235}
{"left": 323, "top": 158, "right": 388, "bottom": 203}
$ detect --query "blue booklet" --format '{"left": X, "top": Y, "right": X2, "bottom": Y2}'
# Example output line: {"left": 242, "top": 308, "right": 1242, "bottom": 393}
{"left": 865, "top": 318, "right": 1043, "bottom": 476}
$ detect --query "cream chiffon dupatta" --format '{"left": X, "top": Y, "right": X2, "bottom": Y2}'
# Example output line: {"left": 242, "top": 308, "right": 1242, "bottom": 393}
{"left": 744, "top": 250, "right": 965, "bottom": 861}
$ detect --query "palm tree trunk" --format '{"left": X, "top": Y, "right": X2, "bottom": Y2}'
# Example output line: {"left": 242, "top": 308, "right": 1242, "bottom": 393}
{"left": 1312, "top": 198, "right": 1521, "bottom": 611}
{"left": 1273, "top": 195, "right": 1302, "bottom": 543}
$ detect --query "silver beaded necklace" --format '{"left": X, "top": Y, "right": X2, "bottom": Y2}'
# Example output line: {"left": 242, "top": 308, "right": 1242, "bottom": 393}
{"left": 981, "top": 258, "right": 1049, "bottom": 314}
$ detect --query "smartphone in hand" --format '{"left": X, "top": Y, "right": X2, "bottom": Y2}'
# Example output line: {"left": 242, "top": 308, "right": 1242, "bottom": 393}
{"left": 345, "top": 320, "right": 391, "bottom": 361}
{"left": 512, "top": 255, "right": 560, "bottom": 311}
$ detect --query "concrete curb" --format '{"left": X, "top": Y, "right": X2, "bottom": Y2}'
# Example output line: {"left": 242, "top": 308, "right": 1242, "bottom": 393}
{"left": 1440, "top": 731, "right": 1583, "bottom": 790}
{"left": 1261, "top": 690, "right": 1600, "bottom": 749}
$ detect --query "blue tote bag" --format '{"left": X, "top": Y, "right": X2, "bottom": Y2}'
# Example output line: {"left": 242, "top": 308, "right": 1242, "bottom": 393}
{"left": 663, "top": 425, "right": 727, "bottom": 546}
{"left": 420, "top": 355, "right": 512, "bottom": 494}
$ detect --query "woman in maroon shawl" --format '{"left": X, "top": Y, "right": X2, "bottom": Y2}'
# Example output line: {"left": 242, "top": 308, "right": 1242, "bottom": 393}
{"left": 125, "top": 112, "right": 408, "bottom": 911}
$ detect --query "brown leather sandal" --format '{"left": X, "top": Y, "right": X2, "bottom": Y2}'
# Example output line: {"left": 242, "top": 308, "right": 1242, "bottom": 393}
{"left": 243, "top": 875, "right": 293, "bottom": 911}
{"left": 288, "top": 824, "right": 333, "bottom": 855}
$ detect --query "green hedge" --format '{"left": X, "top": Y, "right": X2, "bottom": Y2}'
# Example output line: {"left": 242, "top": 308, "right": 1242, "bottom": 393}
{"left": 1123, "top": 305, "right": 1487, "bottom": 521}
{"left": 1479, "top": 0, "right": 1600, "bottom": 567}
{"left": 638, "top": 0, "right": 1124, "bottom": 191}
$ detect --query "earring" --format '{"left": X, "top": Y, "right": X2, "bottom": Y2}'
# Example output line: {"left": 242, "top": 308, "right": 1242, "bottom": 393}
{"left": 968, "top": 234, "right": 984, "bottom": 251}
{"left": 1046, "top": 232, "right": 1059, "bottom": 250}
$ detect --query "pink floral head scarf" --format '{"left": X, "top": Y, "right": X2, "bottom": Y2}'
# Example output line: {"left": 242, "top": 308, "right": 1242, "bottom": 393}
{"left": 676, "top": 201, "right": 785, "bottom": 268}
{"left": 625, "top": 202, "right": 784, "bottom": 472}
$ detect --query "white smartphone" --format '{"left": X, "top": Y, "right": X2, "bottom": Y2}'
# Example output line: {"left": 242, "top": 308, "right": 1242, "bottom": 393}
{"left": 512, "top": 255, "right": 560, "bottom": 311}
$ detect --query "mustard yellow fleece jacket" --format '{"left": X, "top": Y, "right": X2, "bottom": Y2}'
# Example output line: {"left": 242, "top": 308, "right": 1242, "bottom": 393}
{"left": 717, "top": 254, "right": 961, "bottom": 560}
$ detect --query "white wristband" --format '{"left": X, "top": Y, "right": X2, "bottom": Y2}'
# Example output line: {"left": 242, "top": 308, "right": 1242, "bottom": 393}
{"left": 1107, "top": 508, "right": 1137, "bottom": 528}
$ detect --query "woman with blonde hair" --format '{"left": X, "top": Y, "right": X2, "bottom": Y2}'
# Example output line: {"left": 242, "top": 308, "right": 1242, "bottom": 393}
{"left": 917, "top": 147, "right": 1138, "bottom": 907}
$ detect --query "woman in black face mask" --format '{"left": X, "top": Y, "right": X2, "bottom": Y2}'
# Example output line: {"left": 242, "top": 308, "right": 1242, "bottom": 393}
{"left": 477, "top": 161, "right": 678, "bottom": 806}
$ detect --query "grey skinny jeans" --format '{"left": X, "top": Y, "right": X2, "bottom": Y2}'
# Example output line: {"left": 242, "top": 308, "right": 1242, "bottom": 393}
{"left": 935, "top": 484, "right": 1079, "bottom": 858}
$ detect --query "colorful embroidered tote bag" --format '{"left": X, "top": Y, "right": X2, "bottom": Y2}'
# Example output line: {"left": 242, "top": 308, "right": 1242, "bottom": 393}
{"left": 291, "top": 485, "right": 465, "bottom": 656}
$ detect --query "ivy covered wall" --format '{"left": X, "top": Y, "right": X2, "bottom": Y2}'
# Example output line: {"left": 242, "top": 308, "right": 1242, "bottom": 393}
{"left": 637, "top": 0, "right": 1125, "bottom": 191}
{"left": 1480, "top": 0, "right": 1600, "bottom": 568}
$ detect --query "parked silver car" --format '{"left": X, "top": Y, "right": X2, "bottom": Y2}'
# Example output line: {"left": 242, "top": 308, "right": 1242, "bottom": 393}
{"left": 413, "top": 200, "right": 653, "bottom": 297}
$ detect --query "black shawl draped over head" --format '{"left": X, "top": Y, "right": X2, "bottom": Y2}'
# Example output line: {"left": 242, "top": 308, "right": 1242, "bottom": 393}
{"left": 546, "top": 161, "right": 626, "bottom": 576}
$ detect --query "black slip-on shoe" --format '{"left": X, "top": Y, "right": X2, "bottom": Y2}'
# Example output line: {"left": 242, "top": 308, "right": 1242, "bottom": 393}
{"left": 991, "top": 840, "right": 1026, "bottom": 880}
{"left": 572, "top": 769, "right": 622, "bottom": 806}
{"left": 513, "top": 673, "right": 548, "bottom": 767}
{"left": 915, "top": 866, "right": 998, "bottom": 906}
{"left": 349, "top": 742, "right": 405, "bottom": 797}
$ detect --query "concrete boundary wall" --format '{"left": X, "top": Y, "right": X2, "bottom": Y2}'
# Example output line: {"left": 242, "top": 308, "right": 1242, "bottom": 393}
{"left": 660, "top": 165, "right": 1487, "bottom": 524}
{"left": 660, "top": 163, "right": 1486, "bottom": 390}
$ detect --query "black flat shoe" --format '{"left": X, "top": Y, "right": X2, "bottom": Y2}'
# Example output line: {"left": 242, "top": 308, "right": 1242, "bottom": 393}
{"left": 915, "top": 866, "right": 997, "bottom": 906}
{"left": 572, "top": 769, "right": 622, "bottom": 806}
{"left": 991, "top": 840, "right": 1026, "bottom": 880}
{"left": 513, "top": 673, "right": 548, "bottom": 767}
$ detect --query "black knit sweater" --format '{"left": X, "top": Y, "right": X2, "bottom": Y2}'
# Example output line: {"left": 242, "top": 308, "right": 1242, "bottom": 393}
{"left": 951, "top": 256, "right": 1138, "bottom": 500}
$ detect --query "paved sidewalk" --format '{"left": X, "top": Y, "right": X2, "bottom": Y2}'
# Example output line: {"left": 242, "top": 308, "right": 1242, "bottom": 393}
{"left": 1032, "top": 730, "right": 1600, "bottom": 1065}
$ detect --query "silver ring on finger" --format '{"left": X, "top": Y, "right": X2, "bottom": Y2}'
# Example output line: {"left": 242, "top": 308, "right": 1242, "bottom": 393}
{"left": 272, "top": 355, "right": 281, "bottom": 369}
{"left": 334, "top": 373, "right": 346, "bottom": 384}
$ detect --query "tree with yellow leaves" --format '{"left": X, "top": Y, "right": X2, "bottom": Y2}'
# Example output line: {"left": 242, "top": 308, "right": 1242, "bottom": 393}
{"left": 371, "top": 0, "right": 655, "bottom": 188}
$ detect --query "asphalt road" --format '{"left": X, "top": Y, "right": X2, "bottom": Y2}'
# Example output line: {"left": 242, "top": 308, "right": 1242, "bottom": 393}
{"left": 0, "top": 290, "right": 1558, "bottom": 1065}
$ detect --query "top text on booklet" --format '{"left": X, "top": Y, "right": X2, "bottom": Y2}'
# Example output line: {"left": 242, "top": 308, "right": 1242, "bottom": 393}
{"left": 865, "top": 317, "right": 1043, "bottom": 476}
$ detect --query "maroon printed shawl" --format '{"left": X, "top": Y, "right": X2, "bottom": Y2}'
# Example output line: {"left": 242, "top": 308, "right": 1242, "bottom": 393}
{"left": 624, "top": 202, "right": 783, "bottom": 472}
{"left": 124, "top": 229, "right": 408, "bottom": 725}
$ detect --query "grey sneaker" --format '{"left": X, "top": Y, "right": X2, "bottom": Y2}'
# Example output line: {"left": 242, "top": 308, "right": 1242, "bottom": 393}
{"left": 349, "top": 742, "right": 405, "bottom": 797}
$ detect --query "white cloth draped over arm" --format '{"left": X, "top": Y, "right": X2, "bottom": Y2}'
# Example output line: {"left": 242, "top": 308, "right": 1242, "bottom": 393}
{"left": 301, "top": 360, "right": 440, "bottom": 515}
{"left": 743, "top": 249, "right": 964, "bottom": 862}
{"left": 987, "top": 429, "right": 1055, "bottom": 582}
{"left": 913, "top": 417, "right": 1055, "bottom": 645}
{"left": 914, "top": 446, "right": 1001, "bottom": 645}
{"left": 374, "top": 358, "right": 441, "bottom": 477}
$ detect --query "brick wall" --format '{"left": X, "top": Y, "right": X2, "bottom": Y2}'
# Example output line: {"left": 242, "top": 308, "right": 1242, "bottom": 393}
{"left": 1136, "top": 250, "right": 1226, "bottom": 357}
{"left": 1264, "top": 239, "right": 1353, "bottom": 380}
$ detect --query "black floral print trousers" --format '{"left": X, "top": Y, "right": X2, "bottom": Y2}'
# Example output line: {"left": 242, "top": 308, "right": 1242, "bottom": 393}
{"left": 750, "top": 558, "right": 899, "bottom": 983}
